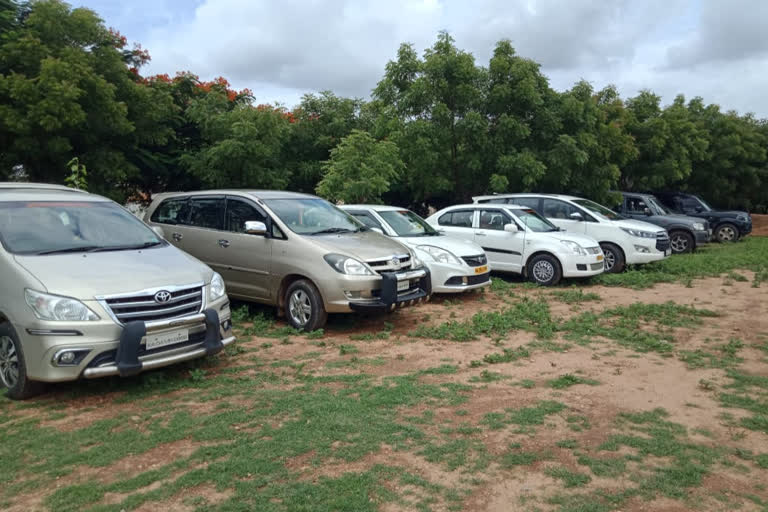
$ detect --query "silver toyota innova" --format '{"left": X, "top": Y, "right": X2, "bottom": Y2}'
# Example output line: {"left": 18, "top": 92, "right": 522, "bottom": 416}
{"left": 0, "top": 183, "right": 235, "bottom": 399}
{"left": 145, "top": 190, "right": 432, "bottom": 331}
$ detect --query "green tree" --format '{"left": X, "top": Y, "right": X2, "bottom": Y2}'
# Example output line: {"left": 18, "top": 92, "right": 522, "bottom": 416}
{"left": 64, "top": 156, "right": 87, "bottom": 190}
{"left": 315, "top": 129, "right": 403, "bottom": 204}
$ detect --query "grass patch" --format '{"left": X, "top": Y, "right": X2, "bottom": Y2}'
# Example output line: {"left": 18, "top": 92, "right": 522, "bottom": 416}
{"left": 551, "top": 289, "right": 601, "bottom": 304}
{"left": 482, "top": 401, "right": 565, "bottom": 431}
{"left": 545, "top": 466, "right": 592, "bottom": 488}
{"left": 547, "top": 374, "right": 600, "bottom": 389}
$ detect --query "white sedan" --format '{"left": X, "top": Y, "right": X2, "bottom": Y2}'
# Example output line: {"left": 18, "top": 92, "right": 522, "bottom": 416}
{"left": 341, "top": 205, "right": 492, "bottom": 293}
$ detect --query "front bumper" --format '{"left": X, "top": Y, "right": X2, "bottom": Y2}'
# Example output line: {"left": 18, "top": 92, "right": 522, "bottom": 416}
{"left": 347, "top": 268, "right": 432, "bottom": 313}
{"left": 694, "top": 230, "right": 711, "bottom": 244}
{"left": 20, "top": 301, "right": 233, "bottom": 383}
{"left": 427, "top": 260, "right": 491, "bottom": 293}
{"left": 562, "top": 253, "right": 606, "bottom": 278}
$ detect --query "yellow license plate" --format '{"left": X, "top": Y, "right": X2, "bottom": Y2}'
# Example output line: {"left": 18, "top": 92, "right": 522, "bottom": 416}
{"left": 596, "top": 255, "right": 604, "bottom": 261}
{"left": 474, "top": 265, "right": 488, "bottom": 274}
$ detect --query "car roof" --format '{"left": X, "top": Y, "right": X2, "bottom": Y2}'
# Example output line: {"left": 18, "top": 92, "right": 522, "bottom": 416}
{"left": 442, "top": 203, "right": 529, "bottom": 211}
{"left": 472, "top": 193, "right": 582, "bottom": 201}
{"left": 0, "top": 183, "right": 108, "bottom": 202}
{"left": 341, "top": 204, "right": 408, "bottom": 212}
{"left": 153, "top": 189, "right": 319, "bottom": 201}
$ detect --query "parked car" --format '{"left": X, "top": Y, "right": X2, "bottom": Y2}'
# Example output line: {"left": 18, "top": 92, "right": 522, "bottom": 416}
{"left": 652, "top": 192, "right": 753, "bottom": 243}
{"left": 340, "top": 205, "right": 491, "bottom": 293}
{"left": 473, "top": 194, "right": 670, "bottom": 273}
{"left": 0, "top": 183, "right": 234, "bottom": 399}
{"left": 145, "top": 191, "right": 431, "bottom": 331}
{"left": 613, "top": 192, "right": 710, "bottom": 254}
{"left": 425, "top": 204, "right": 604, "bottom": 286}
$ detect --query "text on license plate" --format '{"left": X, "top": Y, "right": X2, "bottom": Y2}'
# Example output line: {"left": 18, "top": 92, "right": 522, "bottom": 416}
{"left": 596, "top": 255, "right": 604, "bottom": 261}
{"left": 145, "top": 329, "right": 189, "bottom": 350}
{"left": 397, "top": 280, "right": 410, "bottom": 292}
{"left": 474, "top": 265, "right": 488, "bottom": 274}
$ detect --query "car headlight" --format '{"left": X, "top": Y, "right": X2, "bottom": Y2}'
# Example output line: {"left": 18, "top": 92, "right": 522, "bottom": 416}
{"left": 692, "top": 222, "right": 706, "bottom": 231}
{"left": 737, "top": 214, "right": 749, "bottom": 222}
{"left": 324, "top": 254, "right": 374, "bottom": 275}
{"left": 621, "top": 227, "right": 658, "bottom": 239}
{"left": 209, "top": 272, "right": 227, "bottom": 302}
{"left": 560, "top": 240, "right": 587, "bottom": 256}
{"left": 416, "top": 245, "right": 460, "bottom": 265}
{"left": 24, "top": 289, "right": 99, "bottom": 321}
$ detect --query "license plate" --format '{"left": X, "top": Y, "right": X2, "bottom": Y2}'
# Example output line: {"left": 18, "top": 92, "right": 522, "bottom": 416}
{"left": 664, "top": 249, "right": 670, "bottom": 257}
{"left": 145, "top": 329, "right": 189, "bottom": 350}
{"left": 397, "top": 280, "right": 409, "bottom": 292}
{"left": 596, "top": 255, "right": 604, "bottom": 261}
{"left": 474, "top": 265, "right": 488, "bottom": 274}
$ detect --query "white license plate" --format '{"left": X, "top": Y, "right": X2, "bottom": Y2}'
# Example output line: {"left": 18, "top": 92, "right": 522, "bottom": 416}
{"left": 145, "top": 329, "right": 189, "bottom": 350}
{"left": 397, "top": 280, "right": 410, "bottom": 292}
{"left": 664, "top": 249, "right": 670, "bottom": 257}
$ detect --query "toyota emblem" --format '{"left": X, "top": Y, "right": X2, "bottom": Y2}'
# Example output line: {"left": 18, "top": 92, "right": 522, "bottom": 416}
{"left": 154, "top": 290, "right": 172, "bottom": 304}
{"left": 389, "top": 258, "right": 401, "bottom": 270}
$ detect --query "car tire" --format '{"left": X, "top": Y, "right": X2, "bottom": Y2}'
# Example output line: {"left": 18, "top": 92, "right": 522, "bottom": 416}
{"left": 285, "top": 280, "right": 327, "bottom": 332}
{"left": 527, "top": 254, "right": 562, "bottom": 286}
{"left": 0, "top": 322, "right": 44, "bottom": 400}
{"left": 600, "top": 243, "right": 625, "bottom": 273}
{"left": 669, "top": 230, "right": 694, "bottom": 254}
{"left": 715, "top": 223, "right": 739, "bottom": 243}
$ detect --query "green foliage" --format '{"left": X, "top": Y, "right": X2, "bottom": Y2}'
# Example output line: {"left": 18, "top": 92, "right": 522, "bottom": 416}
{"left": 547, "top": 374, "right": 600, "bottom": 389}
{"left": 315, "top": 129, "right": 403, "bottom": 204}
{"left": 64, "top": 157, "right": 87, "bottom": 190}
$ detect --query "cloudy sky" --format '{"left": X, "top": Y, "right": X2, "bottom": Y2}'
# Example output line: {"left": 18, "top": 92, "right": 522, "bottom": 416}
{"left": 73, "top": 0, "right": 768, "bottom": 117}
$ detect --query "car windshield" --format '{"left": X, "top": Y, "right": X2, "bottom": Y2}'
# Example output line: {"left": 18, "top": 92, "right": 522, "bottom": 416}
{"left": 264, "top": 198, "right": 364, "bottom": 235}
{"left": 572, "top": 199, "right": 624, "bottom": 220}
{"left": 0, "top": 201, "right": 162, "bottom": 255}
{"left": 646, "top": 196, "right": 670, "bottom": 215}
{"left": 378, "top": 209, "right": 439, "bottom": 237}
{"left": 514, "top": 209, "right": 559, "bottom": 232}
{"left": 695, "top": 196, "right": 713, "bottom": 211}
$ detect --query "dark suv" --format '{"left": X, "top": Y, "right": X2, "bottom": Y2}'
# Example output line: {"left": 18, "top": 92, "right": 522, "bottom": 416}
{"left": 614, "top": 192, "right": 710, "bottom": 254}
{"left": 653, "top": 192, "right": 752, "bottom": 243}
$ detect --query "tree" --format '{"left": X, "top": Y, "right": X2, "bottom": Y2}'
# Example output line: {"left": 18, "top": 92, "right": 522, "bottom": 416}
{"left": 315, "top": 130, "right": 403, "bottom": 204}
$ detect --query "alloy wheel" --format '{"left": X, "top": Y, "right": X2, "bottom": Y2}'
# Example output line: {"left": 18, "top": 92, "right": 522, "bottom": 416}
{"left": 670, "top": 234, "right": 688, "bottom": 253}
{"left": 603, "top": 250, "right": 615, "bottom": 272}
{"left": 0, "top": 336, "right": 19, "bottom": 389}
{"left": 288, "top": 290, "right": 312, "bottom": 327}
{"left": 718, "top": 226, "right": 736, "bottom": 242}
{"left": 532, "top": 260, "right": 555, "bottom": 283}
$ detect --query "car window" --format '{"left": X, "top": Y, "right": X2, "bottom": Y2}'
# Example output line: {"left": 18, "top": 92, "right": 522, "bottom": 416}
{"left": 438, "top": 210, "right": 474, "bottom": 228}
{"left": 350, "top": 212, "right": 384, "bottom": 230}
{"left": 188, "top": 197, "right": 224, "bottom": 230}
{"left": 479, "top": 209, "right": 511, "bottom": 230}
{"left": 510, "top": 197, "right": 540, "bottom": 209}
{"left": 514, "top": 209, "right": 558, "bottom": 232}
{"left": 150, "top": 197, "right": 189, "bottom": 225}
{"left": 542, "top": 199, "right": 579, "bottom": 219}
{"left": 378, "top": 210, "right": 438, "bottom": 237}
{"left": 625, "top": 197, "right": 649, "bottom": 214}
{"left": 477, "top": 197, "right": 508, "bottom": 204}
{"left": 571, "top": 199, "right": 622, "bottom": 221}
{"left": 226, "top": 198, "right": 267, "bottom": 233}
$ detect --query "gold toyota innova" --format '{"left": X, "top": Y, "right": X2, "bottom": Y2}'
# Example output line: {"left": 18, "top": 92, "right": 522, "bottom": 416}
{"left": 0, "top": 183, "right": 234, "bottom": 399}
{"left": 145, "top": 191, "right": 432, "bottom": 331}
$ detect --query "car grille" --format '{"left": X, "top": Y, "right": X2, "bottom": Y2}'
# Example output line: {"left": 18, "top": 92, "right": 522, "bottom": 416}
{"left": 103, "top": 286, "right": 204, "bottom": 324}
{"left": 445, "top": 273, "right": 491, "bottom": 286}
{"left": 585, "top": 247, "right": 601, "bottom": 255}
{"left": 366, "top": 254, "right": 412, "bottom": 274}
{"left": 590, "top": 262, "right": 604, "bottom": 271}
{"left": 655, "top": 232, "right": 671, "bottom": 252}
{"left": 462, "top": 254, "right": 487, "bottom": 267}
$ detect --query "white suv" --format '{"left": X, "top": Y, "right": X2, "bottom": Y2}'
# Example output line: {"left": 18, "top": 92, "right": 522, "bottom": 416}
{"left": 473, "top": 194, "right": 671, "bottom": 273}
{"left": 425, "top": 204, "right": 605, "bottom": 286}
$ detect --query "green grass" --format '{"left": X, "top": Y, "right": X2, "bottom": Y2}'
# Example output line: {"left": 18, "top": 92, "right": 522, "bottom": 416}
{"left": 551, "top": 289, "right": 601, "bottom": 304}
{"left": 679, "top": 338, "right": 744, "bottom": 369}
{"left": 547, "top": 374, "right": 600, "bottom": 389}
{"left": 482, "top": 401, "right": 566, "bottom": 431}
{"left": 545, "top": 466, "right": 592, "bottom": 488}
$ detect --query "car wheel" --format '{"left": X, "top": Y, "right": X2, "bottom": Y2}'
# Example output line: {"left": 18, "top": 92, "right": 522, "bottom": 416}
{"left": 0, "top": 322, "right": 44, "bottom": 400}
{"left": 527, "top": 254, "right": 562, "bottom": 286}
{"left": 600, "top": 243, "right": 625, "bottom": 273}
{"left": 715, "top": 223, "right": 739, "bottom": 243}
{"left": 285, "top": 280, "right": 327, "bottom": 331}
{"left": 669, "top": 231, "right": 694, "bottom": 254}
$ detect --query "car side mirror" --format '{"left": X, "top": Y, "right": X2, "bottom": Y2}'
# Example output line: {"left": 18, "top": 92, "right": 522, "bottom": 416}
{"left": 371, "top": 227, "right": 384, "bottom": 234}
{"left": 504, "top": 223, "right": 519, "bottom": 233}
{"left": 643, "top": 207, "right": 652, "bottom": 216}
{"left": 151, "top": 226, "right": 165, "bottom": 239}
{"left": 245, "top": 220, "right": 267, "bottom": 236}
{"left": 569, "top": 212, "right": 584, "bottom": 221}
{"left": 695, "top": 206, "right": 703, "bottom": 213}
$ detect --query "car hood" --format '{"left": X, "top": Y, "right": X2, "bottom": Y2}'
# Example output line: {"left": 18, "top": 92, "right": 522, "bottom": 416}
{"left": 13, "top": 244, "right": 213, "bottom": 300}
{"left": 307, "top": 230, "right": 412, "bottom": 261}
{"left": 395, "top": 235, "right": 485, "bottom": 257}
{"left": 612, "top": 218, "right": 667, "bottom": 233}
{"left": 651, "top": 214, "right": 703, "bottom": 226}
{"left": 704, "top": 210, "right": 750, "bottom": 219}
{"left": 540, "top": 231, "right": 601, "bottom": 247}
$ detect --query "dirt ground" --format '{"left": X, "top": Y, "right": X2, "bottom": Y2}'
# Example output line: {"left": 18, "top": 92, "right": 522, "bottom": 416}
{"left": 2, "top": 266, "right": 768, "bottom": 511}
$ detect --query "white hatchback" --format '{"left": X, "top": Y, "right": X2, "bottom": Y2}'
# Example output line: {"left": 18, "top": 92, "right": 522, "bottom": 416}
{"left": 341, "top": 205, "right": 491, "bottom": 293}
{"left": 425, "top": 204, "right": 605, "bottom": 286}
{"left": 473, "top": 194, "right": 671, "bottom": 273}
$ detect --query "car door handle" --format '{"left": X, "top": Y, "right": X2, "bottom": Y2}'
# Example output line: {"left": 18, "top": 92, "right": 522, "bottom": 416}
{"left": 172, "top": 232, "right": 182, "bottom": 241}
{"left": 218, "top": 239, "right": 230, "bottom": 248}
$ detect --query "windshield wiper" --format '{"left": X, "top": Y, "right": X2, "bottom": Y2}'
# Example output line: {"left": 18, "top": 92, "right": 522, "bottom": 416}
{"left": 309, "top": 227, "right": 355, "bottom": 235}
{"left": 35, "top": 245, "right": 102, "bottom": 255}
{"left": 90, "top": 241, "right": 164, "bottom": 252}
